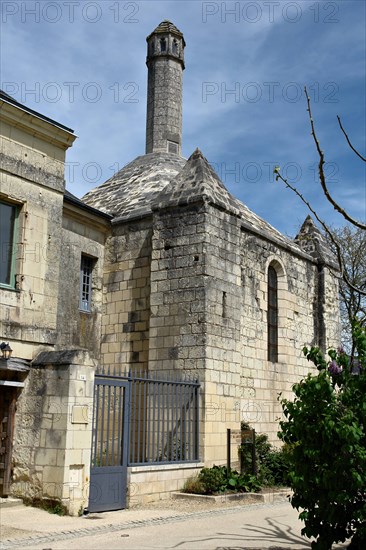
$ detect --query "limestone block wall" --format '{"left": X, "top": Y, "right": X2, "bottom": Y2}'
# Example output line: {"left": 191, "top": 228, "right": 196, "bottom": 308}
{"left": 148, "top": 201, "right": 339, "bottom": 465}
{"left": 11, "top": 351, "right": 95, "bottom": 516}
{"left": 238, "top": 229, "right": 319, "bottom": 444}
{"left": 201, "top": 208, "right": 243, "bottom": 464}
{"left": 56, "top": 208, "right": 108, "bottom": 359}
{"left": 127, "top": 463, "right": 203, "bottom": 506}
{"left": 99, "top": 198, "right": 339, "bottom": 474}
{"left": 202, "top": 204, "right": 340, "bottom": 461}
{"left": 323, "top": 267, "right": 340, "bottom": 350}
{"left": 0, "top": 114, "right": 71, "bottom": 360}
{"left": 0, "top": 118, "right": 67, "bottom": 193}
{"left": 146, "top": 56, "right": 183, "bottom": 154}
{"left": 149, "top": 204, "right": 207, "bottom": 376}
{"left": 101, "top": 218, "right": 152, "bottom": 372}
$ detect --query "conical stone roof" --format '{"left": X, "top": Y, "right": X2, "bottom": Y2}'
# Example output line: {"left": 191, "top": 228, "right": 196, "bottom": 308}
{"left": 82, "top": 147, "right": 319, "bottom": 255}
{"left": 147, "top": 20, "right": 185, "bottom": 42}
{"left": 152, "top": 148, "right": 241, "bottom": 213}
{"left": 151, "top": 149, "right": 308, "bottom": 252}
{"left": 82, "top": 152, "right": 186, "bottom": 221}
{"left": 295, "top": 215, "right": 337, "bottom": 266}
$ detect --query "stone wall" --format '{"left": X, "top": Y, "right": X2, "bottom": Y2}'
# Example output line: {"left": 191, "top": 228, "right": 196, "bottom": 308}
{"left": 146, "top": 56, "right": 183, "bottom": 155}
{"left": 149, "top": 203, "right": 207, "bottom": 376}
{"left": 146, "top": 201, "right": 340, "bottom": 465}
{"left": 128, "top": 463, "right": 203, "bottom": 506}
{"left": 101, "top": 218, "right": 152, "bottom": 372}
{"left": 0, "top": 104, "right": 74, "bottom": 360}
{"left": 322, "top": 267, "right": 340, "bottom": 350}
{"left": 56, "top": 205, "right": 108, "bottom": 359}
{"left": 202, "top": 204, "right": 340, "bottom": 462}
{"left": 11, "top": 351, "right": 95, "bottom": 516}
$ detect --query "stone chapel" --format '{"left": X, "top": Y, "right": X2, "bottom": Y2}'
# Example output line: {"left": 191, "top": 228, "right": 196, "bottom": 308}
{"left": 0, "top": 21, "right": 339, "bottom": 513}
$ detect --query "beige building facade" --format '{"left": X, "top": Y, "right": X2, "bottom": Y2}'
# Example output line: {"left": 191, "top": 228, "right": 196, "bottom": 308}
{"left": 0, "top": 21, "right": 340, "bottom": 514}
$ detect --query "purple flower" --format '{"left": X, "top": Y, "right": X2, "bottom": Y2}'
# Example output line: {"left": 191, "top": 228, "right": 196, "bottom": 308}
{"left": 337, "top": 345, "right": 345, "bottom": 355}
{"left": 329, "top": 360, "right": 342, "bottom": 375}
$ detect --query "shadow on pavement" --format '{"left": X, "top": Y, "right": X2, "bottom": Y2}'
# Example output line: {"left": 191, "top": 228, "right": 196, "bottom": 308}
{"left": 172, "top": 515, "right": 311, "bottom": 549}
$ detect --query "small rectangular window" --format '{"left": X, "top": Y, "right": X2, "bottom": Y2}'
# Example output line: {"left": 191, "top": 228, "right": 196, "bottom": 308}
{"left": 0, "top": 201, "right": 18, "bottom": 288}
{"left": 80, "top": 255, "right": 94, "bottom": 312}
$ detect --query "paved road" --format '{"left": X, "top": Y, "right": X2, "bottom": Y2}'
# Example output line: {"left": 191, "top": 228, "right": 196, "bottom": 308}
{"left": 0, "top": 500, "right": 349, "bottom": 550}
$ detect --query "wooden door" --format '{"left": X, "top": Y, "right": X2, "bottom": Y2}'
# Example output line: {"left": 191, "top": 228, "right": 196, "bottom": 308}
{"left": 0, "top": 387, "right": 17, "bottom": 497}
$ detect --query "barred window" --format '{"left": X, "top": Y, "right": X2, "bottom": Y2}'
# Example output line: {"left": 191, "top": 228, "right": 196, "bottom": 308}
{"left": 267, "top": 265, "right": 278, "bottom": 362}
{"left": 80, "top": 255, "right": 94, "bottom": 312}
{"left": 0, "top": 200, "right": 18, "bottom": 288}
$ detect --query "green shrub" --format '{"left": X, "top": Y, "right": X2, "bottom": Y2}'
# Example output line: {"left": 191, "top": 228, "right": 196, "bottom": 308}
{"left": 182, "top": 465, "right": 262, "bottom": 495}
{"left": 239, "top": 423, "right": 290, "bottom": 487}
{"left": 279, "top": 322, "right": 366, "bottom": 549}
{"left": 198, "top": 465, "right": 228, "bottom": 494}
{"left": 260, "top": 447, "right": 290, "bottom": 486}
{"left": 227, "top": 471, "right": 261, "bottom": 493}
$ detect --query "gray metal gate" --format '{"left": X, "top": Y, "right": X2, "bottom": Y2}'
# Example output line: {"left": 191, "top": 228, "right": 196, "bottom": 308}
{"left": 89, "top": 376, "right": 129, "bottom": 513}
{"left": 89, "top": 369, "right": 200, "bottom": 513}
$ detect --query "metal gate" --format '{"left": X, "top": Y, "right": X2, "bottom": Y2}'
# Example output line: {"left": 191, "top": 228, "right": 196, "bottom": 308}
{"left": 89, "top": 377, "right": 130, "bottom": 513}
{"left": 89, "top": 369, "right": 200, "bottom": 513}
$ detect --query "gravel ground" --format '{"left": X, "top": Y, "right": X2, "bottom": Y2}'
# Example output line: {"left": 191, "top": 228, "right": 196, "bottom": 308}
{"left": 135, "top": 497, "right": 250, "bottom": 513}
{"left": 131, "top": 489, "right": 289, "bottom": 514}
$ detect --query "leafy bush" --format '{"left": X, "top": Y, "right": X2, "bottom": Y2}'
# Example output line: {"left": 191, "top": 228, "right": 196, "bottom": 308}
{"left": 279, "top": 322, "right": 366, "bottom": 550}
{"left": 183, "top": 465, "right": 261, "bottom": 495}
{"left": 260, "top": 445, "right": 292, "bottom": 487}
{"left": 239, "top": 423, "right": 290, "bottom": 487}
{"left": 226, "top": 471, "right": 261, "bottom": 493}
{"left": 198, "top": 465, "right": 228, "bottom": 494}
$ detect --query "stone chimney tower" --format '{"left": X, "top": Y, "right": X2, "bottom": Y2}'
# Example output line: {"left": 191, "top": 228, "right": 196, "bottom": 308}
{"left": 145, "top": 21, "right": 185, "bottom": 156}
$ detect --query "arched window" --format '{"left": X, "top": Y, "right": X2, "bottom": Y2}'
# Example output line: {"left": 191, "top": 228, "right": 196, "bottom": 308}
{"left": 267, "top": 265, "right": 278, "bottom": 362}
{"left": 172, "top": 39, "right": 178, "bottom": 54}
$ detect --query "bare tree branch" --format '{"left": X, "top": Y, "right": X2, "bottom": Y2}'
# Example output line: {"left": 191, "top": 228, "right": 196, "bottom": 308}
{"left": 324, "top": 225, "right": 366, "bottom": 352}
{"left": 337, "top": 115, "right": 366, "bottom": 163}
{"left": 304, "top": 86, "right": 366, "bottom": 231}
{"left": 274, "top": 169, "right": 366, "bottom": 297}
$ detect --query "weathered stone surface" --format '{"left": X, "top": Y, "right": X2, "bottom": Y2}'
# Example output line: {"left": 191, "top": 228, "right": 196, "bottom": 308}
{"left": 82, "top": 152, "right": 186, "bottom": 220}
{"left": 295, "top": 215, "right": 337, "bottom": 267}
{"left": 0, "top": 19, "right": 341, "bottom": 510}
{"left": 146, "top": 21, "right": 185, "bottom": 155}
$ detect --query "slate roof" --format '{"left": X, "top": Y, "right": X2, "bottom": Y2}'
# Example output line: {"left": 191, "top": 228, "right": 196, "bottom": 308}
{"left": 82, "top": 147, "right": 318, "bottom": 257}
{"left": 152, "top": 149, "right": 311, "bottom": 252}
{"left": 64, "top": 190, "right": 112, "bottom": 220}
{"left": 82, "top": 152, "right": 186, "bottom": 221}
{"left": 152, "top": 148, "right": 241, "bottom": 213}
{"left": 147, "top": 20, "right": 185, "bottom": 42}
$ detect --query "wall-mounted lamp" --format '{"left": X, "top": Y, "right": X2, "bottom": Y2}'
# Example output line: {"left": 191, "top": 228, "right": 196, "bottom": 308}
{"left": 0, "top": 342, "right": 13, "bottom": 360}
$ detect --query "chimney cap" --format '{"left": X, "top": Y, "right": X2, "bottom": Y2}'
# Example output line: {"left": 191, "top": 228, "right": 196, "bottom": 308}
{"left": 147, "top": 20, "right": 185, "bottom": 46}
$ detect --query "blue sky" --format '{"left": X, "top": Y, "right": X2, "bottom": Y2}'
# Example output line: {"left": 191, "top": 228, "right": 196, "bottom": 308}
{"left": 1, "top": 0, "right": 365, "bottom": 236}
